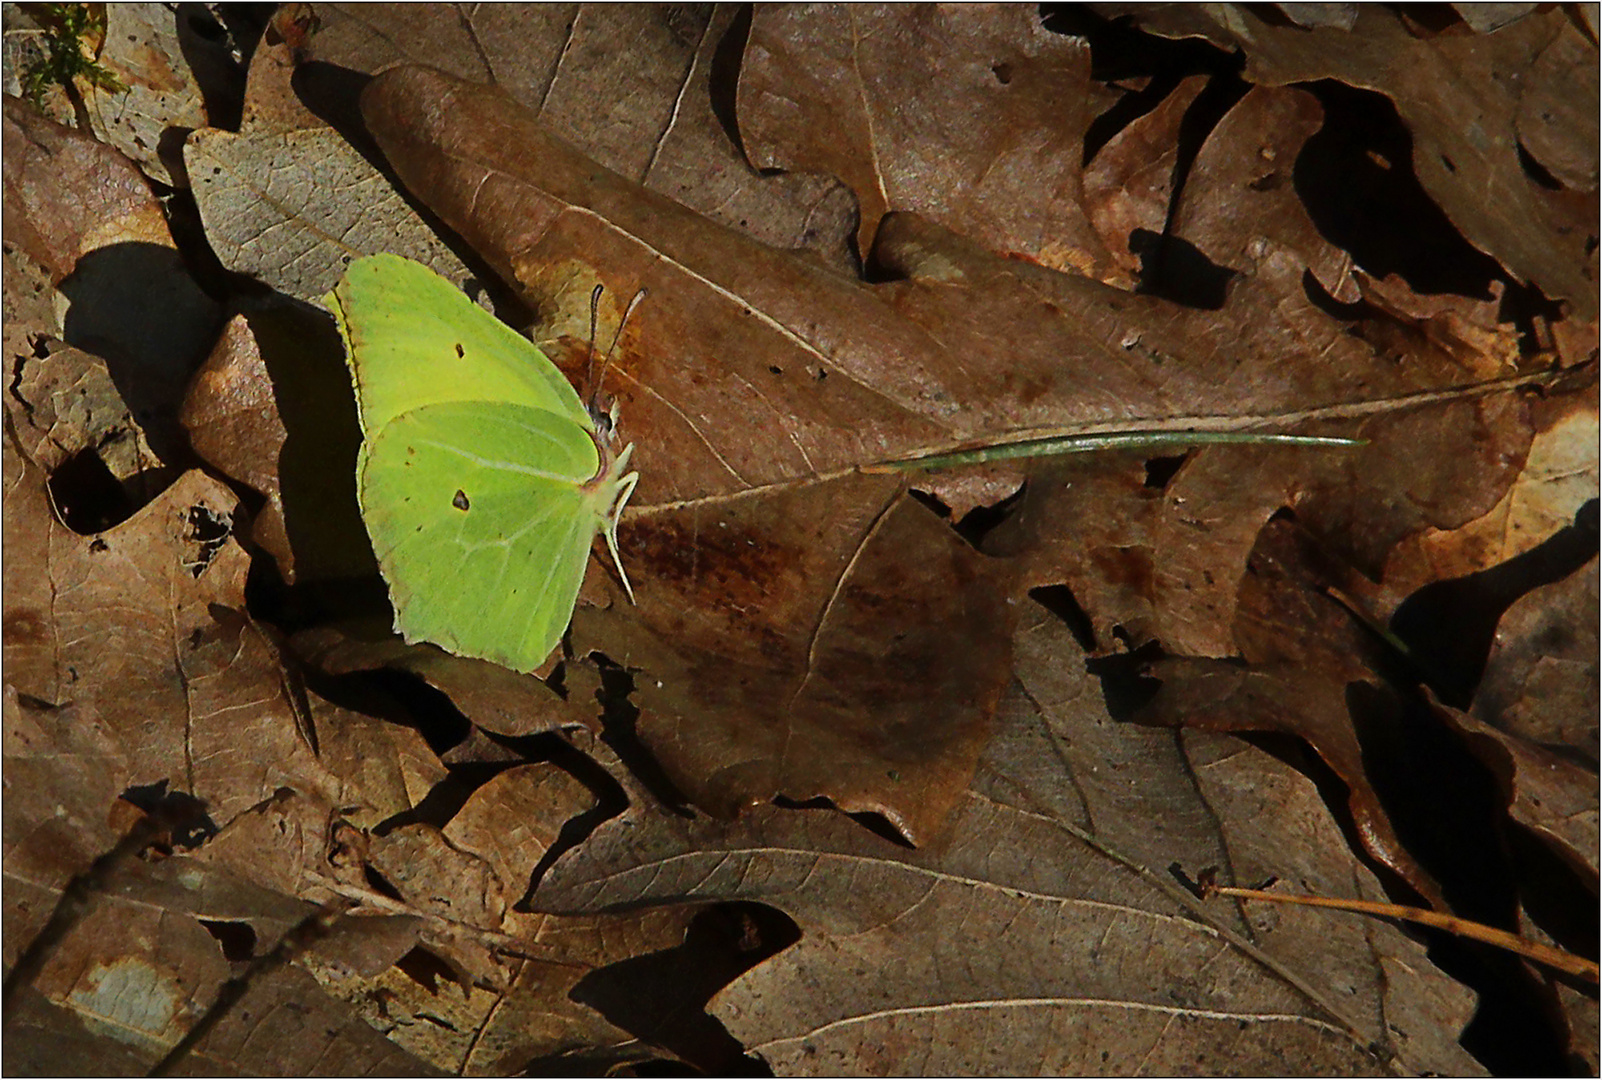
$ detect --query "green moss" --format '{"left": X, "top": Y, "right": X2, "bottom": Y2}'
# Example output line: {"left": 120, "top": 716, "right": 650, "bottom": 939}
{"left": 20, "top": 4, "right": 126, "bottom": 107}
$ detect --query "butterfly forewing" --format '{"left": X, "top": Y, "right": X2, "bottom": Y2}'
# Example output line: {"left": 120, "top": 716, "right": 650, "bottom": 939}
{"left": 333, "top": 254, "right": 592, "bottom": 438}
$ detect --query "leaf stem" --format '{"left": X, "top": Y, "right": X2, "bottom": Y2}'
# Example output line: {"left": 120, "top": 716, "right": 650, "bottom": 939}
{"left": 862, "top": 431, "right": 1364, "bottom": 473}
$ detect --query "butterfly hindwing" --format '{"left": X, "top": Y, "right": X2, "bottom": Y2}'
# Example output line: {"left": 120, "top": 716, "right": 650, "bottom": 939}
{"left": 357, "top": 400, "right": 607, "bottom": 672}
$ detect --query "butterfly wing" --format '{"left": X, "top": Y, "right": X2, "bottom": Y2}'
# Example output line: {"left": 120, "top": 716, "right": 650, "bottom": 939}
{"left": 357, "top": 400, "right": 612, "bottom": 672}
{"left": 331, "top": 254, "right": 593, "bottom": 438}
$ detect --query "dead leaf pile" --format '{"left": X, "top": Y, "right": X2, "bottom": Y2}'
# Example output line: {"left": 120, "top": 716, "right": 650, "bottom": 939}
{"left": 3, "top": 5, "right": 1596, "bottom": 1075}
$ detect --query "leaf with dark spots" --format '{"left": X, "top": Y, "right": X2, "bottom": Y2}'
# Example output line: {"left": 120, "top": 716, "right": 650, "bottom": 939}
{"left": 1469, "top": 558, "right": 1599, "bottom": 757}
{"left": 585, "top": 478, "right": 1013, "bottom": 843}
{"left": 10, "top": 341, "right": 160, "bottom": 479}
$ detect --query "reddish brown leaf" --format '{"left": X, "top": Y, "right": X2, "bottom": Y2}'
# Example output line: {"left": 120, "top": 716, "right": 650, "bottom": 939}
{"left": 534, "top": 611, "right": 1482, "bottom": 1075}
{"left": 739, "top": 5, "right": 1118, "bottom": 272}
{"left": 1105, "top": 5, "right": 1600, "bottom": 319}
{"left": 181, "top": 315, "right": 295, "bottom": 572}
{"left": 1471, "top": 559, "right": 1599, "bottom": 758}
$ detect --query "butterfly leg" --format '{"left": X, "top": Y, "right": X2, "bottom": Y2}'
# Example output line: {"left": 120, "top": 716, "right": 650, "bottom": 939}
{"left": 604, "top": 466, "right": 640, "bottom": 605}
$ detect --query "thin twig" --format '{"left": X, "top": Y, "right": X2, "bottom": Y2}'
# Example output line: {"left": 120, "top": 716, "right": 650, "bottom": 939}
{"left": 1201, "top": 877, "right": 1598, "bottom": 982}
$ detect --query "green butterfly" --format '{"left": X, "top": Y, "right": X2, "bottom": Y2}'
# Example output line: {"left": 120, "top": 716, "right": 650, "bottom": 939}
{"left": 329, "top": 255, "right": 638, "bottom": 673}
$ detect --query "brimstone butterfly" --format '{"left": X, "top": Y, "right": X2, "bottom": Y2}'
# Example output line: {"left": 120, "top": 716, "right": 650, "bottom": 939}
{"left": 329, "top": 254, "right": 638, "bottom": 673}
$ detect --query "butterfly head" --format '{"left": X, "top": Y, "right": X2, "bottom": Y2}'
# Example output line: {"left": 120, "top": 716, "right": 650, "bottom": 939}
{"left": 587, "top": 394, "right": 622, "bottom": 443}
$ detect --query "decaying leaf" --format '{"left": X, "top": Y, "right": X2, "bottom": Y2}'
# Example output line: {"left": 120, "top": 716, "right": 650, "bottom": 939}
{"left": 3, "top": 6, "right": 1595, "bottom": 1075}
{"left": 534, "top": 611, "right": 1483, "bottom": 1075}
{"left": 740, "top": 5, "right": 1119, "bottom": 273}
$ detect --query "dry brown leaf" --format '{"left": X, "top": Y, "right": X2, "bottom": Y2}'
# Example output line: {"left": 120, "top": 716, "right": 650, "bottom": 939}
{"left": 1471, "top": 559, "right": 1599, "bottom": 758}
{"left": 186, "top": 125, "right": 471, "bottom": 301}
{"left": 1379, "top": 401, "right": 1600, "bottom": 601}
{"left": 1102, "top": 4, "right": 1599, "bottom": 319}
{"left": 1168, "top": 84, "right": 1359, "bottom": 304}
{"left": 1437, "top": 701, "right": 1598, "bottom": 885}
{"left": 78, "top": 6, "right": 212, "bottom": 188}
{"left": 180, "top": 314, "right": 296, "bottom": 574}
{"left": 296, "top": 629, "right": 592, "bottom": 740}
{"left": 1082, "top": 74, "right": 1207, "bottom": 289}
{"left": 2, "top": 686, "right": 125, "bottom": 964}
{"left": 294, "top": 4, "right": 859, "bottom": 270}
{"left": 7, "top": 854, "right": 436, "bottom": 1075}
{"left": 4, "top": 95, "right": 222, "bottom": 462}
{"left": 12, "top": 340, "right": 161, "bottom": 480}
{"left": 740, "top": 5, "right": 1118, "bottom": 273}
{"left": 4, "top": 9, "right": 1594, "bottom": 1074}
{"left": 534, "top": 610, "right": 1482, "bottom": 1075}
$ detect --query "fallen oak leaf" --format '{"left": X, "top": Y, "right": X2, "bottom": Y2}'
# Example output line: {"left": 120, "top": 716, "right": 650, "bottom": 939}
{"left": 1100, "top": 5, "right": 1598, "bottom": 320}
{"left": 340, "top": 63, "right": 1571, "bottom": 844}
{"left": 738, "top": 5, "right": 1119, "bottom": 275}
{"left": 532, "top": 610, "right": 1483, "bottom": 1075}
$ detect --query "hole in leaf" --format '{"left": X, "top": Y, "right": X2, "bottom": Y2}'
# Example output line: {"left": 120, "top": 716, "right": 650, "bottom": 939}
{"left": 119, "top": 780, "right": 215, "bottom": 849}
{"left": 198, "top": 919, "right": 257, "bottom": 963}
{"left": 953, "top": 481, "right": 1029, "bottom": 548}
{"left": 48, "top": 448, "right": 134, "bottom": 534}
{"left": 1142, "top": 454, "right": 1187, "bottom": 489}
{"left": 185, "top": 504, "right": 232, "bottom": 577}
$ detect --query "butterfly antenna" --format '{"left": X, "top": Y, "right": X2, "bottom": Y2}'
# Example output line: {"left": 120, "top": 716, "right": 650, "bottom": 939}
{"left": 594, "top": 287, "right": 648, "bottom": 401}
{"left": 584, "top": 283, "right": 605, "bottom": 394}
